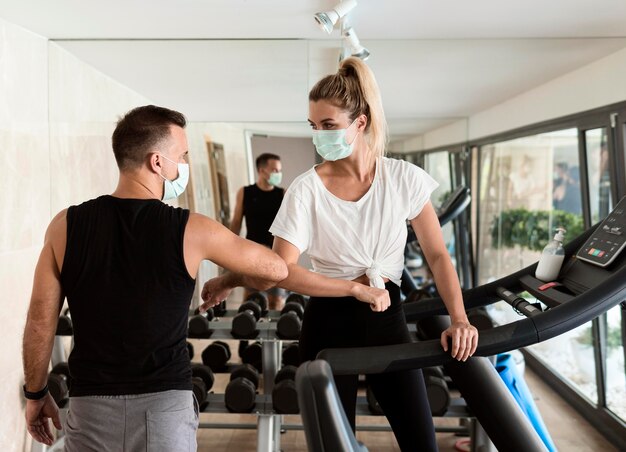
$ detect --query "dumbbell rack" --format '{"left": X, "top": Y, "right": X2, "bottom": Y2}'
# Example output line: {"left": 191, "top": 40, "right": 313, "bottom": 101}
{"left": 190, "top": 313, "right": 290, "bottom": 452}
{"left": 38, "top": 313, "right": 487, "bottom": 452}
{"left": 195, "top": 314, "right": 488, "bottom": 452}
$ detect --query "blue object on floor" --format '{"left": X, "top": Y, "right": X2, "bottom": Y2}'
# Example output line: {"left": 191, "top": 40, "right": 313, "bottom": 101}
{"left": 496, "top": 353, "right": 557, "bottom": 452}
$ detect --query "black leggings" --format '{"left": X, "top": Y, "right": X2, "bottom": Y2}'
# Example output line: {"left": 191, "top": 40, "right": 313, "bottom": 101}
{"left": 299, "top": 282, "right": 438, "bottom": 452}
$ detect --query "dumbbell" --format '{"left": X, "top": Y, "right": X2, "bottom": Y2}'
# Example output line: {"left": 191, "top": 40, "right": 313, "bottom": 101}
{"left": 48, "top": 362, "right": 72, "bottom": 408}
{"left": 276, "top": 301, "right": 304, "bottom": 340}
{"left": 282, "top": 342, "right": 301, "bottom": 367}
{"left": 231, "top": 301, "right": 262, "bottom": 338}
{"left": 285, "top": 293, "right": 307, "bottom": 309}
{"left": 225, "top": 364, "right": 259, "bottom": 413}
{"left": 191, "top": 363, "right": 215, "bottom": 412}
{"left": 201, "top": 341, "right": 231, "bottom": 372}
{"left": 423, "top": 366, "right": 450, "bottom": 416}
{"left": 240, "top": 341, "right": 263, "bottom": 372}
{"left": 56, "top": 312, "right": 73, "bottom": 336}
{"left": 272, "top": 365, "right": 299, "bottom": 414}
{"left": 212, "top": 300, "right": 227, "bottom": 317}
{"left": 188, "top": 307, "right": 215, "bottom": 338}
{"left": 246, "top": 292, "right": 268, "bottom": 316}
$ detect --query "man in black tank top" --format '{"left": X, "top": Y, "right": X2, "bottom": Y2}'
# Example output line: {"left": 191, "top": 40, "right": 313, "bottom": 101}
{"left": 22, "top": 106, "right": 287, "bottom": 451}
{"left": 230, "top": 153, "right": 286, "bottom": 309}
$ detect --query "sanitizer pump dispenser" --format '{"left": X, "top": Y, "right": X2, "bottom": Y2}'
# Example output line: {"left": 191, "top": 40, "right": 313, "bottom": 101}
{"left": 535, "top": 228, "right": 566, "bottom": 282}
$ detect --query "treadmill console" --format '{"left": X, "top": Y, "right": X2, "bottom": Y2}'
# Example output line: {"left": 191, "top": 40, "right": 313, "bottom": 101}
{"left": 576, "top": 196, "right": 626, "bottom": 267}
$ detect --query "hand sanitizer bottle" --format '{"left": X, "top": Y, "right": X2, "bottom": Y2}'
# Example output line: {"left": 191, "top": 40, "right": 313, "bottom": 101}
{"left": 535, "top": 228, "right": 566, "bottom": 282}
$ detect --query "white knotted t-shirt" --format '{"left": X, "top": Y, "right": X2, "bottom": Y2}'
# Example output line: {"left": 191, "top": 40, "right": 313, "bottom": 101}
{"left": 269, "top": 157, "right": 439, "bottom": 288}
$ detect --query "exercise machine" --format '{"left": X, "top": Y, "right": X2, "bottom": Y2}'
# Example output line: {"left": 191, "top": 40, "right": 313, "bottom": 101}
{"left": 303, "top": 196, "right": 626, "bottom": 451}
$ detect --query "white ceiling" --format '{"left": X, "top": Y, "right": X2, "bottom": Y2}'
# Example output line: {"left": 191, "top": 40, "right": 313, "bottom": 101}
{"left": 2, "top": 0, "right": 626, "bottom": 39}
{"left": 2, "top": 1, "right": 626, "bottom": 140}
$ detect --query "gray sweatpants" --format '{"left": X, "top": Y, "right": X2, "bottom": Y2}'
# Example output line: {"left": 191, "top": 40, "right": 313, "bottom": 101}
{"left": 64, "top": 390, "right": 199, "bottom": 452}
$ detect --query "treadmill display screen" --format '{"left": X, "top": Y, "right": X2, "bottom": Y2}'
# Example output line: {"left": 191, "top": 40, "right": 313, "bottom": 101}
{"left": 576, "top": 196, "right": 626, "bottom": 267}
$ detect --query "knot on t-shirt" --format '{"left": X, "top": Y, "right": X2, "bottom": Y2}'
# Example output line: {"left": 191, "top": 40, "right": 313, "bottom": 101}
{"left": 366, "top": 264, "right": 385, "bottom": 289}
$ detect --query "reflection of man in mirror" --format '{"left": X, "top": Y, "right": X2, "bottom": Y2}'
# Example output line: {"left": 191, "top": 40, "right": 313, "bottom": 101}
{"left": 230, "top": 153, "right": 287, "bottom": 309}
{"left": 553, "top": 162, "right": 582, "bottom": 215}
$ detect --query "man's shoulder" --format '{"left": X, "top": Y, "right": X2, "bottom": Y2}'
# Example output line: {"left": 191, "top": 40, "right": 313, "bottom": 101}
{"left": 186, "top": 212, "right": 219, "bottom": 231}
{"left": 48, "top": 208, "right": 68, "bottom": 233}
{"left": 69, "top": 195, "right": 111, "bottom": 212}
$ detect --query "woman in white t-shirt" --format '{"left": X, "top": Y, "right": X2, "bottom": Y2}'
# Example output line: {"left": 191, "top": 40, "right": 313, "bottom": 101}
{"left": 270, "top": 58, "right": 477, "bottom": 451}
{"left": 202, "top": 57, "right": 478, "bottom": 451}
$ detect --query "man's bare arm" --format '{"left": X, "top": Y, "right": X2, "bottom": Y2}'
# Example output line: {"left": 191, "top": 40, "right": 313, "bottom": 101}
{"left": 23, "top": 210, "right": 66, "bottom": 392}
{"left": 185, "top": 213, "right": 287, "bottom": 288}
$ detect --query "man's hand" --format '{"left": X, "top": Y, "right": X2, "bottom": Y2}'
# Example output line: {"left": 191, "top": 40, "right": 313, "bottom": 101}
{"left": 199, "top": 275, "right": 235, "bottom": 313}
{"left": 25, "top": 393, "right": 62, "bottom": 446}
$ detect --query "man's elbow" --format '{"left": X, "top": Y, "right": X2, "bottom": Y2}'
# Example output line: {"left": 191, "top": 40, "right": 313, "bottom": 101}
{"left": 272, "top": 258, "right": 289, "bottom": 284}
{"left": 252, "top": 252, "right": 289, "bottom": 290}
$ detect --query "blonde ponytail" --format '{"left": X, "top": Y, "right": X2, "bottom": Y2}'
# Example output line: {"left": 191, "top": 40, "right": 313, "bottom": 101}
{"left": 309, "top": 57, "right": 388, "bottom": 165}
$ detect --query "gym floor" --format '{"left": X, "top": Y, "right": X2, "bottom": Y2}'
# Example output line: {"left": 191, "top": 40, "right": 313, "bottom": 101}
{"left": 190, "top": 336, "right": 617, "bottom": 452}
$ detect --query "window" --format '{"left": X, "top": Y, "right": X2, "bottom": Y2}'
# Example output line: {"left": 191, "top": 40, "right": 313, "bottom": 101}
{"left": 476, "top": 128, "right": 582, "bottom": 285}
{"left": 476, "top": 128, "right": 600, "bottom": 401}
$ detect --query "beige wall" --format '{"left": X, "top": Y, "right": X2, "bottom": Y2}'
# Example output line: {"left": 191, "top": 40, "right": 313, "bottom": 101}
{"left": 0, "top": 19, "right": 154, "bottom": 451}
{"left": 48, "top": 43, "right": 151, "bottom": 214}
{"left": 0, "top": 18, "right": 49, "bottom": 452}
{"left": 0, "top": 22, "right": 254, "bottom": 447}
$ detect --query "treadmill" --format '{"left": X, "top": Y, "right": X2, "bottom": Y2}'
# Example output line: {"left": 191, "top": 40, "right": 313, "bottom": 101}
{"left": 297, "top": 195, "right": 626, "bottom": 452}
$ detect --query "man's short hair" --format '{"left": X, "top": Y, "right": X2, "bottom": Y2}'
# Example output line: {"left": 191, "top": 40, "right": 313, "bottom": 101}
{"left": 112, "top": 105, "right": 186, "bottom": 170}
{"left": 256, "top": 153, "right": 281, "bottom": 171}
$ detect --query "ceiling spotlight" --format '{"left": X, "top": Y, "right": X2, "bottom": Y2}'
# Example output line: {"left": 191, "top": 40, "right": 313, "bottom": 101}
{"left": 314, "top": 0, "right": 358, "bottom": 34}
{"left": 342, "top": 27, "right": 370, "bottom": 60}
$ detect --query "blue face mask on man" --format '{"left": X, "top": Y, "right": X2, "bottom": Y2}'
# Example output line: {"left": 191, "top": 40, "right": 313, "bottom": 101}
{"left": 159, "top": 154, "right": 189, "bottom": 200}
{"left": 312, "top": 118, "right": 359, "bottom": 161}
{"left": 268, "top": 172, "right": 283, "bottom": 186}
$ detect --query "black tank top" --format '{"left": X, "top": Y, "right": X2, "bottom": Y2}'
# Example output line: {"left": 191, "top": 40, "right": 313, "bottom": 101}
{"left": 61, "top": 195, "right": 195, "bottom": 396}
{"left": 243, "top": 184, "right": 285, "bottom": 247}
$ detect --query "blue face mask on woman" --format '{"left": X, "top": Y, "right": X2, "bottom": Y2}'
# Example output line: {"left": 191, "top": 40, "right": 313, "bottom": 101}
{"left": 159, "top": 154, "right": 190, "bottom": 200}
{"left": 312, "top": 118, "right": 359, "bottom": 161}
